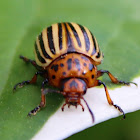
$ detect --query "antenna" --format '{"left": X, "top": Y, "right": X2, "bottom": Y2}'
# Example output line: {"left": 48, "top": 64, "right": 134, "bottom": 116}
{"left": 82, "top": 97, "right": 94, "bottom": 123}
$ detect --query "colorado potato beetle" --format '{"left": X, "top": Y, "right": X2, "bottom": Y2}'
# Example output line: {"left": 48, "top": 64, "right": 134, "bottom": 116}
{"left": 14, "top": 22, "right": 137, "bottom": 122}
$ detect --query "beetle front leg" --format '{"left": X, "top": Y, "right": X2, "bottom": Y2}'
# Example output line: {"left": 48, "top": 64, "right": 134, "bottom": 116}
{"left": 27, "top": 79, "right": 48, "bottom": 116}
{"left": 95, "top": 80, "right": 125, "bottom": 119}
{"left": 28, "top": 93, "right": 46, "bottom": 116}
{"left": 27, "top": 79, "right": 62, "bottom": 116}
{"left": 13, "top": 71, "right": 43, "bottom": 91}
{"left": 97, "top": 70, "right": 137, "bottom": 86}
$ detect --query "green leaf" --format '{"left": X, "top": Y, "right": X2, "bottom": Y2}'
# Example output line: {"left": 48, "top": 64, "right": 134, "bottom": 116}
{"left": 0, "top": 0, "right": 140, "bottom": 140}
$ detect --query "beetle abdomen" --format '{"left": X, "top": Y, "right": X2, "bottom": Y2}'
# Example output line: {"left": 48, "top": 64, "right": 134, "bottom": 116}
{"left": 34, "top": 22, "right": 103, "bottom": 68}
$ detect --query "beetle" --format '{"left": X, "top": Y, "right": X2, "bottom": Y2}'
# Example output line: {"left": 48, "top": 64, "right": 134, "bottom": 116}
{"left": 14, "top": 22, "right": 137, "bottom": 122}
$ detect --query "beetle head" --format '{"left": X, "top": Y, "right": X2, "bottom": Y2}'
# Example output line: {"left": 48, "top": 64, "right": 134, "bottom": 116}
{"left": 61, "top": 78, "right": 86, "bottom": 109}
{"left": 61, "top": 78, "right": 94, "bottom": 122}
{"left": 62, "top": 92, "right": 84, "bottom": 110}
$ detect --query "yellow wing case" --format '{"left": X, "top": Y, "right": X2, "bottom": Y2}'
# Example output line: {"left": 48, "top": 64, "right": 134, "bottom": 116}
{"left": 34, "top": 22, "right": 103, "bottom": 68}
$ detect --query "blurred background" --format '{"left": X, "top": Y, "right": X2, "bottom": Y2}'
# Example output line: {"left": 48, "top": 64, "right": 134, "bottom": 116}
{"left": 0, "top": 0, "right": 140, "bottom": 140}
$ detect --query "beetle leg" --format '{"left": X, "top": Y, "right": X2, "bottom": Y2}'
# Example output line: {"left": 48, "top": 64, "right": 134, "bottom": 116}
{"left": 61, "top": 103, "right": 67, "bottom": 111}
{"left": 13, "top": 71, "right": 43, "bottom": 91}
{"left": 28, "top": 79, "right": 49, "bottom": 116}
{"left": 97, "top": 70, "right": 137, "bottom": 86}
{"left": 79, "top": 103, "right": 84, "bottom": 111}
{"left": 28, "top": 93, "right": 46, "bottom": 116}
{"left": 20, "top": 55, "right": 37, "bottom": 67}
{"left": 68, "top": 104, "right": 71, "bottom": 108}
{"left": 95, "top": 80, "right": 125, "bottom": 119}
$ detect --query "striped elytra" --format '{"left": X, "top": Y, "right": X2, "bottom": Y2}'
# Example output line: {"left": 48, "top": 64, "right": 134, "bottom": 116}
{"left": 34, "top": 22, "right": 103, "bottom": 68}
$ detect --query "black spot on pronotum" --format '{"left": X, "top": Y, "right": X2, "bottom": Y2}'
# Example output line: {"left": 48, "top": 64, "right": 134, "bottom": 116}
{"left": 51, "top": 64, "right": 59, "bottom": 72}
{"left": 89, "top": 64, "right": 94, "bottom": 71}
{"left": 51, "top": 65, "right": 54, "bottom": 69}
{"left": 52, "top": 75, "right": 56, "bottom": 79}
{"left": 74, "top": 58, "right": 80, "bottom": 71}
{"left": 67, "top": 58, "right": 72, "bottom": 70}
{"left": 54, "top": 65, "right": 59, "bottom": 72}
{"left": 60, "top": 63, "right": 64, "bottom": 67}
{"left": 81, "top": 56, "right": 89, "bottom": 61}
{"left": 91, "top": 75, "right": 94, "bottom": 79}
{"left": 70, "top": 80, "right": 78, "bottom": 89}
{"left": 84, "top": 63, "right": 87, "bottom": 66}
{"left": 63, "top": 72, "right": 66, "bottom": 76}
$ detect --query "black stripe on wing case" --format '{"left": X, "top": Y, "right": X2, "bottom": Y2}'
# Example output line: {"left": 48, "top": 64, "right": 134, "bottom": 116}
{"left": 47, "top": 26, "right": 56, "bottom": 54}
{"left": 68, "top": 23, "right": 81, "bottom": 47}
{"left": 91, "top": 33, "right": 97, "bottom": 55}
{"left": 58, "top": 23, "right": 62, "bottom": 50}
{"left": 35, "top": 42, "right": 46, "bottom": 63}
{"left": 64, "top": 23, "right": 76, "bottom": 52}
{"left": 78, "top": 24, "right": 90, "bottom": 52}
{"left": 38, "top": 33, "right": 52, "bottom": 59}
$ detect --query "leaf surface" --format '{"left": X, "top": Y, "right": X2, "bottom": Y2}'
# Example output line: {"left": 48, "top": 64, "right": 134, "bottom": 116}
{"left": 0, "top": 0, "right": 140, "bottom": 140}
